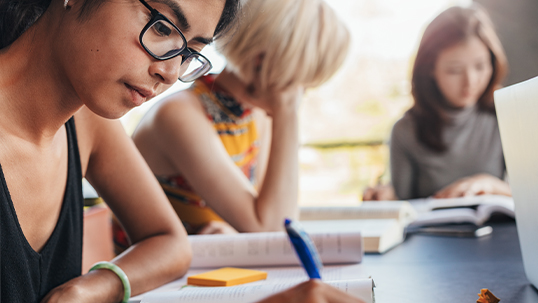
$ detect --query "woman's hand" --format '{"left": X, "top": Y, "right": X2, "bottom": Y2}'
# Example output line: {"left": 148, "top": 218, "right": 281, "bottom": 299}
{"left": 434, "top": 174, "right": 511, "bottom": 198}
{"left": 362, "top": 184, "right": 397, "bottom": 201}
{"left": 242, "top": 84, "right": 304, "bottom": 117}
{"left": 215, "top": 68, "right": 304, "bottom": 116}
{"left": 256, "top": 280, "right": 366, "bottom": 303}
{"left": 198, "top": 220, "right": 239, "bottom": 234}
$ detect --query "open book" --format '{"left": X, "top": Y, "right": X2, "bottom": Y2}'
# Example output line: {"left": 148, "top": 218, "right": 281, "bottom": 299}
{"left": 299, "top": 201, "right": 417, "bottom": 253}
{"left": 188, "top": 226, "right": 363, "bottom": 268}
{"left": 408, "top": 195, "right": 515, "bottom": 227}
{"left": 299, "top": 201, "right": 417, "bottom": 225}
{"left": 137, "top": 264, "right": 375, "bottom": 303}
{"left": 132, "top": 227, "right": 373, "bottom": 303}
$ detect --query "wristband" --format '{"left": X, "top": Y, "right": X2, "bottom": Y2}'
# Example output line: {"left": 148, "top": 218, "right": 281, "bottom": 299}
{"left": 89, "top": 261, "right": 131, "bottom": 303}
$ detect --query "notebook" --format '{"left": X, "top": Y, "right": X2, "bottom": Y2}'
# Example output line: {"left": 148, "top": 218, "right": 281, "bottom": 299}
{"left": 495, "top": 75, "right": 538, "bottom": 289}
{"left": 136, "top": 264, "right": 375, "bottom": 303}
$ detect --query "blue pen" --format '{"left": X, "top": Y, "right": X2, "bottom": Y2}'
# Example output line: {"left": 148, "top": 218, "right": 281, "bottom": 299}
{"left": 284, "top": 218, "right": 323, "bottom": 279}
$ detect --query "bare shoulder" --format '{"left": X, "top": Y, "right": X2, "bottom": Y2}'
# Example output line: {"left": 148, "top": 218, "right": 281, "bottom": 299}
{"left": 139, "top": 90, "right": 210, "bottom": 142}
{"left": 156, "top": 90, "right": 206, "bottom": 128}
{"left": 131, "top": 89, "right": 215, "bottom": 175}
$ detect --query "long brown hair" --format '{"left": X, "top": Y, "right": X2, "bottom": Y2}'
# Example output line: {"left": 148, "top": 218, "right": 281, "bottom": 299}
{"left": 408, "top": 5, "right": 508, "bottom": 152}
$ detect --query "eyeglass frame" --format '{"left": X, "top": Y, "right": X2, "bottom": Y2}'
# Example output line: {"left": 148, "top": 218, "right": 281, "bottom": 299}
{"left": 137, "top": 0, "right": 213, "bottom": 81}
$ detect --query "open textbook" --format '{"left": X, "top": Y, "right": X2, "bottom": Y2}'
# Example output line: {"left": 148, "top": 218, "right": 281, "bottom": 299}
{"left": 137, "top": 264, "right": 375, "bottom": 303}
{"left": 296, "top": 195, "right": 514, "bottom": 248}
{"left": 409, "top": 194, "right": 515, "bottom": 227}
{"left": 298, "top": 195, "right": 514, "bottom": 227}
{"left": 188, "top": 227, "right": 363, "bottom": 268}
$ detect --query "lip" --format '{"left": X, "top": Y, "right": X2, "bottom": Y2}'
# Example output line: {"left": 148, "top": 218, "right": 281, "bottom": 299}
{"left": 125, "top": 83, "right": 156, "bottom": 106}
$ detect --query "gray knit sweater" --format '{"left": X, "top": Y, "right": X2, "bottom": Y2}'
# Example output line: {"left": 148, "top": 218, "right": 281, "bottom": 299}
{"left": 390, "top": 105, "right": 505, "bottom": 200}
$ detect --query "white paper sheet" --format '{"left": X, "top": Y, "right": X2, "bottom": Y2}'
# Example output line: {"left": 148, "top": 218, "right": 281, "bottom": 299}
{"left": 130, "top": 263, "right": 373, "bottom": 303}
{"left": 141, "top": 277, "right": 374, "bottom": 303}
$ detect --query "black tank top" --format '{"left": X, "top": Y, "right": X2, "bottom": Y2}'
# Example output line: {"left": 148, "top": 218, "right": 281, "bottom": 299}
{"left": 1, "top": 117, "right": 83, "bottom": 302}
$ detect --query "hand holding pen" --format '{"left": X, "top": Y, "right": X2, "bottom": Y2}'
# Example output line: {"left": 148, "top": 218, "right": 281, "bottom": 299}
{"left": 278, "top": 219, "right": 366, "bottom": 303}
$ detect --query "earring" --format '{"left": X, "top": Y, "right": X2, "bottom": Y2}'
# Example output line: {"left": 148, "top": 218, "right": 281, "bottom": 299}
{"left": 64, "top": 0, "right": 69, "bottom": 8}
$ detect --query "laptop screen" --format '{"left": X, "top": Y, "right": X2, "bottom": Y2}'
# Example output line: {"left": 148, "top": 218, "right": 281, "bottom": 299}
{"left": 495, "top": 75, "right": 538, "bottom": 288}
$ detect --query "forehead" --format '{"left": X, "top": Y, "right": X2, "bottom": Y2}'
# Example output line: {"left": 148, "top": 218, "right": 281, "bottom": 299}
{"left": 153, "top": 0, "right": 225, "bottom": 40}
{"left": 437, "top": 36, "right": 491, "bottom": 64}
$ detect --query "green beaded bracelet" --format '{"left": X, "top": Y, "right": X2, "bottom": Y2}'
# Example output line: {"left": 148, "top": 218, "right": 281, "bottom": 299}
{"left": 89, "top": 261, "right": 131, "bottom": 303}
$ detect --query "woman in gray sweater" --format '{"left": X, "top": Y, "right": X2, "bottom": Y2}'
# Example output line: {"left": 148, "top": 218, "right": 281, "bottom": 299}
{"left": 365, "top": 5, "right": 511, "bottom": 200}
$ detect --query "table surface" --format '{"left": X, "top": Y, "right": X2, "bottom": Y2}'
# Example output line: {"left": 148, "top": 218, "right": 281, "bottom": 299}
{"left": 132, "top": 220, "right": 538, "bottom": 303}
{"left": 360, "top": 220, "right": 538, "bottom": 302}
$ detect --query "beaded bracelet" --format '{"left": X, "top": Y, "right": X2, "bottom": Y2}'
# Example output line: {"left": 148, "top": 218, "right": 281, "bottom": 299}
{"left": 89, "top": 261, "right": 131, "bottom": 303}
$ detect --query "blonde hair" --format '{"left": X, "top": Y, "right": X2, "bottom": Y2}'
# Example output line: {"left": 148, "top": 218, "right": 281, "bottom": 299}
{"left": 217, "top": 0, "right": 350, "bottom": 90}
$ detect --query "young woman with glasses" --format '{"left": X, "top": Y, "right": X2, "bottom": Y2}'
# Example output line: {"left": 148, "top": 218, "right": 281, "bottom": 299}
{"left": 130, "top": 0, "right": 350, "bottom": 237}
{"left": 0, "top": 0, "right": 365, "bottom": 302}
{"left": 363, "top": 5, "right": 510, "bottom": 201}
{"left": 0, "top": 0, "right": 235, "bottom": 301}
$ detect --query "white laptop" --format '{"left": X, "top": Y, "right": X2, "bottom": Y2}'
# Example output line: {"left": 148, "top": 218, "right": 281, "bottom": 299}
{"left": 495, "top": 76, "right": 538, "bottom": 289}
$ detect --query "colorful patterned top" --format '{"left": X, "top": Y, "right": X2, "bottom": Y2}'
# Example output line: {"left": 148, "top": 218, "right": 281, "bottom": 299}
{"left": 113, "top": 75, "right": 260, "bottom": 253}
{"left": 160, "top": 75, "right": 259, "bottom": 234}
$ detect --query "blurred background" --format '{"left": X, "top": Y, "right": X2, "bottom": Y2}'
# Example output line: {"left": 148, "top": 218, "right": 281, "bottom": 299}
{"left": 120, "top": 0, "right": 538, "bottom": 207}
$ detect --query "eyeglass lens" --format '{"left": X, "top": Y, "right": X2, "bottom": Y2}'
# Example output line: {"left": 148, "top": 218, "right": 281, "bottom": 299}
{"left": 142, "top": 20, "right": 185, "bottom": 58}
{"left": 179, "top": 56, "right": 212, "bottom": 82}
{"left": 142, "top": 19, "right": 211, "bottom": 81}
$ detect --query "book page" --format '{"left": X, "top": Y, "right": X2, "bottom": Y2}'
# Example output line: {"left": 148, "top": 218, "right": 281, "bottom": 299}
{"left": 141, "top": 279, "right": 374, "bottom": 303}
{"left": 139, "top": 264, "right": 369, "bottom": 289}
{"left": 300, "top": 201, "right": 415, "bottom": 221}
{"left": 189, "top": 229, "right": 362, "bottom": 268}
{"left": 301, "top": 219, "right": 405, "bottom": 253}
{"left": 476, "top": 203, "right": 515, "bottom": 222}
{"left": 408, "top": 195, "right": 515, "bottom": 227}
{"left": 132, "top": 264, "right": 372, "bottom": 302}
{"left": 411, "top": 195, "right": 514, "bottom": 211}
{"left": 141, "top": 265, "right": 374, "bottom": 303}
{"left": 408, "top": 208, "right": 480, "bottom": 227}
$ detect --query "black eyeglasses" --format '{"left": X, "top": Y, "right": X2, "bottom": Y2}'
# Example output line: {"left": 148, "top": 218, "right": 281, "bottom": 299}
{"left": 138, "top": 0, "right": 212, "bottom": 82}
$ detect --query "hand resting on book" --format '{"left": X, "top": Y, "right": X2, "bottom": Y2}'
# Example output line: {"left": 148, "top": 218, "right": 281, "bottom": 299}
{"left": 433, "top": 173, "right": 511, "bottom": 198}
{"left": 362, "top": 184, "right": 397, "bottom": 201}
{"left": 256, "top": 279, "right": 365, "bottom": 303}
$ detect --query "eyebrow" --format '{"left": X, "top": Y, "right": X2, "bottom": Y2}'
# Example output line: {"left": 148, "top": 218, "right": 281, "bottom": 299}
{"left": 151, "top": 0, "right": 214, "bottom": 45}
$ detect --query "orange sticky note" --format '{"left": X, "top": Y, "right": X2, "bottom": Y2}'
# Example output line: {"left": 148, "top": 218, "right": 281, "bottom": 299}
{"left": 187, "top": 267, "right": 268, "bottom": 287}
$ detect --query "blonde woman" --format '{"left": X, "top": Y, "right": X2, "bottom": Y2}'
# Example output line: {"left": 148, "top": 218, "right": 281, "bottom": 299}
{"left": 130, "top": 0, "right": 350, "bottom": 237}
